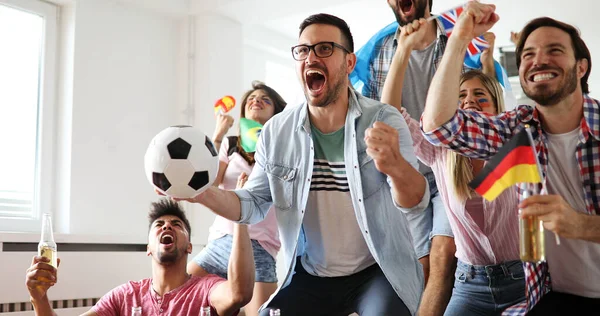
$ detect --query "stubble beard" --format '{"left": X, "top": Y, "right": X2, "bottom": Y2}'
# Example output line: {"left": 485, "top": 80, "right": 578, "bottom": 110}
{"left": 522, "top": 64, "right": 578, "bottom": 106}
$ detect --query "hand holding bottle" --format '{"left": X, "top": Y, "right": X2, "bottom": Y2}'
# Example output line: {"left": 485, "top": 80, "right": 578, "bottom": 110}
{"left": 25, "top": 256, "right": 60, "bottom": 302}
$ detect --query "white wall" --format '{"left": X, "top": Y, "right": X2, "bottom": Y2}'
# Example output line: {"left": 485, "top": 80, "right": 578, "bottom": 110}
{"left": 185, "top": 16, "right": 302, "bottom": 244}
{"left": 1, "top": 0, "right": 185, "bottom": 304}
{"left": 61, "top": 0, "right": 181, "bottom": 239}
{"left": 1, "top": 0, "right": 304, "bottom": 305}
{"left": 242, "top": 25, "right": 304, "bottom": 108}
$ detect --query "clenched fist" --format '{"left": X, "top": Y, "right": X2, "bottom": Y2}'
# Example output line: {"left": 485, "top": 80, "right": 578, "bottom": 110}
{"left": 364, "top": 121, "right": 405, "bottom": 177}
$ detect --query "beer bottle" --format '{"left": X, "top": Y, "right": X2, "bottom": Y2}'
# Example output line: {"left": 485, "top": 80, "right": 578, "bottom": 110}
{"left": 519, "top": 188, "right": 546, "bottom": 262}
{"left": 200, "top": 306, "right": 211, "bottom": 316}
{"left": 270, "top": 309, "right": 281, "bottom": 316}
{"left": 38, "top": 213, "right": 57, "bottom": 268}
{"left": 131, "top": 306, "right": 142, "bottom": 316}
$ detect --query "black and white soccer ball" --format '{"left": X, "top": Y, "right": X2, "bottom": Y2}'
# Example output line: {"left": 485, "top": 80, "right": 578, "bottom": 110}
{"left": 144, "top": 125, "right": 219, "bottom": 199}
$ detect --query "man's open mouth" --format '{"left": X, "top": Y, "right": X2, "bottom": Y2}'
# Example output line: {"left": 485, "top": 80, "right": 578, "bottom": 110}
{"left": 399, "top": 0, "right": 414, "bottom": 14}
{"left": 306, "top": 69, "right": 326, "bottom": 93}
{"left": 160, "top": 234, "right": 174, "bottom": 246}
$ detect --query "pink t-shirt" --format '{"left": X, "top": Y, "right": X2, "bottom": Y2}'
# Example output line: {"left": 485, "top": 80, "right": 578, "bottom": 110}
{"left": 208, "top": 138, "right": 280, "bottom": 259}
{"left": 92, "top": 275, "right": 232, "bottom": 316}
{"left": 404, "top": 109, "right": 520, "bottom": 265}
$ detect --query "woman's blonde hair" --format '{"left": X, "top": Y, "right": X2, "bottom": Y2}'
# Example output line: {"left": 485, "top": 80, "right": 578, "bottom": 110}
{"left": 447, "top": 70, "right": 505, "bottom": 201}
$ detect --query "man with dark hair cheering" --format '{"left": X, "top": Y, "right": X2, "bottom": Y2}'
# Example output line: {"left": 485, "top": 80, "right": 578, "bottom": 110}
{"left": 181, "top": 13, "right": 428, "bottom": 316}
{"left": 421, "top": 2, "right": 600, "bottom": 315}
{"left": 26, "top": 199, "right": 255, "bottom": 316}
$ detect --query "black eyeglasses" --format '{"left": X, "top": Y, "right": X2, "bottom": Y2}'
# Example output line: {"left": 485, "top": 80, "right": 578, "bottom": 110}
{"left": 291, "top": 41, "right": 350, "bottom": 61}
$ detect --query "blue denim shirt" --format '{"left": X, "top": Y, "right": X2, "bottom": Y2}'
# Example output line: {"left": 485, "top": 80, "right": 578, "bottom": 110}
{"left": 234, "top": 88, "right": 428, "bottom": 315}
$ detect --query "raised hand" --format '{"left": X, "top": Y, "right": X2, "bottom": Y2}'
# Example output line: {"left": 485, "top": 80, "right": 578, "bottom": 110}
{"left": 452, "top": 2, "right": 499, "bottom": 43}
{"left": 365, "top": 121, "right": 404, "bottom": 177}
{"left": 510, "top": 31, "right": 521, "bottom": 45}
{"left": 480, "top": 32, "right": 495, "bottom": 63}
{"left": 213, "top": 113, "right": 234, "bottom": 143}
{"left": 480, "top": 32, "right": 497, "bottom": 78}
{"left": 397, "top": 18, "right": 429, "bottom": 51}
{"left": 26, "top": 256, "right": 60, "bottom": 302}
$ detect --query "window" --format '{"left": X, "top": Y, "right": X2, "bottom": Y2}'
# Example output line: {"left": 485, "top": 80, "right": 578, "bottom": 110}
{"left": 0, "top": 0, "right": 57, "bottom": 231}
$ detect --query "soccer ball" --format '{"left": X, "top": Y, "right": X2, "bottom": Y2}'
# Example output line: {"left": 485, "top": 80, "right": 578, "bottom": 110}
{"left": 144, "top": 125, "right": 219, "bottom": 199}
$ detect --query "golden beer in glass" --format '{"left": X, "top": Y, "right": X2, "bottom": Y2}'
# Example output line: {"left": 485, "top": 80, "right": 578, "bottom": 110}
{"left": 519, "top": 216, "right": 545, "bottom": 262}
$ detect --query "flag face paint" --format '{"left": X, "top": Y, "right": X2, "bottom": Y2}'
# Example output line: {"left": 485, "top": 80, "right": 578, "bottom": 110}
{"left": 477, "top": 98, "right": 492, "bottom": 109}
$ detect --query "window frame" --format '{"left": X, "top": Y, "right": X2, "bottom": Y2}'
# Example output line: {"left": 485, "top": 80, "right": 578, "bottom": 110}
{"left": 0, "top": 0, "right": 58, "bottom": 232}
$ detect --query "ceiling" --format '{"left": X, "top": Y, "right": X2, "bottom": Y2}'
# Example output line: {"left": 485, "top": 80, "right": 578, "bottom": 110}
{"left": 116, "top": 0, "right": 595, "bottom": 50}
{"left": 113, "top": 0, "right": 600, "bottom": 88}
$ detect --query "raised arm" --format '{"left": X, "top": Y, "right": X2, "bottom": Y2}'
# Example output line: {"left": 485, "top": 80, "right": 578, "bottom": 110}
{"left": 422, "top": 2, "right": 499, "bottom": 132}
{"left": 380, "top": 18, "right": 429, "bottom": 112}
{"left": 212, "top": 113, "right": 234, "bottom": 152}
{"left": 212, "top": 138, "right": 235, "bottom": 188}
{"left": 480, "top": 32, "right": 496, "bottom": 79}
{"left": 379, "top": 18, "right": 440, "bottom": 166}
{"left": 210, "top": 224, "right": 255, "bottom": 315}
{"left": 26, "top": 256, "right": 59, "bottom": 316}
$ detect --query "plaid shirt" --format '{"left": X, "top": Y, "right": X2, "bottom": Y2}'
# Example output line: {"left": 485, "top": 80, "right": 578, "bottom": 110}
{"left": 422, "top": 94, "right": 600, "bottom": 315}
{"left": 362, "top": 20, "right": 472, "bottom": 100}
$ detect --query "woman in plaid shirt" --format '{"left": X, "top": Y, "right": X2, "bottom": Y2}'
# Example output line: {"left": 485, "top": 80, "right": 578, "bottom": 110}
{"left": 421, "top": 2, "right": 600, "bottom": 315}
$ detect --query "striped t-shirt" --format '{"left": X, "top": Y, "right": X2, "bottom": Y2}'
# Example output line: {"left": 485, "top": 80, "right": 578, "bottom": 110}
{"left": 301, "top": 125, "right": 375, "bottom": 277}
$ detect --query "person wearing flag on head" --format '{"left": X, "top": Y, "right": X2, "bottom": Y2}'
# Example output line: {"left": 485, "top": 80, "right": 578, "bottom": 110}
{"left": 380, "top": 13, "right": 526, "bottom": 314}
{"left": 422, "top": 1, "right": 600, "bottom": 315}
{"left": 174, "top": 13, "right": 429, "bottom": 316}
{"left": 190, "top": 81, "right": 287, "bottom": 316}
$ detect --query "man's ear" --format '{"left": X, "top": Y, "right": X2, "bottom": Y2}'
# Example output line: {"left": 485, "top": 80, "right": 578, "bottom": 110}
{"left": 146, "top": 244, "right": 151, "bottom": 256}
{"left": 346, "top": 53, "right": 357, "bottom": 74}
{"left": 577, "top": 58, "right": 589, "bottom": 80}
{"left": 186, "top": 242, "right": 193, "bottom": 254}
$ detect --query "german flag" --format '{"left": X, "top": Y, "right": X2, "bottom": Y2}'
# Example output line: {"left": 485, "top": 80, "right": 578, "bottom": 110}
{"left": 468, "top": 128, "right": 542, "bottom": 201}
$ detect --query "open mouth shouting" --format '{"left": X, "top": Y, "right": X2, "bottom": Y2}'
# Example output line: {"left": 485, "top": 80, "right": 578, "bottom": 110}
{"left": 159, "top": 232, "right": 175, "bottom": 249}
{"left": 305, "top": 69, "right": 327, "bottom": 95}
{"left": 398, "top": 0, "right": 415, "bottom": 16}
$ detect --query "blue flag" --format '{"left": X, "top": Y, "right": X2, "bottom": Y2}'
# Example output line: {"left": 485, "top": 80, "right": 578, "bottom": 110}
{"left": 350, "top": 20, "right": 510, "bottom": 91}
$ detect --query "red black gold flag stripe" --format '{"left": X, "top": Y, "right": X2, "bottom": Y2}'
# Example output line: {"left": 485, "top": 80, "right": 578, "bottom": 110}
{"left": 468, "top": 128, "right": 541, "bottom": 201}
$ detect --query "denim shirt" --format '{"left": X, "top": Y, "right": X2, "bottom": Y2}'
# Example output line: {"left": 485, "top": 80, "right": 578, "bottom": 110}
{"left": 234, "top": 88, "right": 429, "bottom": 315}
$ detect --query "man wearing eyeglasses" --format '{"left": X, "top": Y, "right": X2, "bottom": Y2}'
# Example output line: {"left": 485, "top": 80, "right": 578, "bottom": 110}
{"left": 181, "top": 13, "right": 428, "bottom": 316}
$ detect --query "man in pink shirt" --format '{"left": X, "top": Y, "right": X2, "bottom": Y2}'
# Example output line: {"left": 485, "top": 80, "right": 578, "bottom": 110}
{"left": 25, "top": 199, "right": 255, "bottom": 316}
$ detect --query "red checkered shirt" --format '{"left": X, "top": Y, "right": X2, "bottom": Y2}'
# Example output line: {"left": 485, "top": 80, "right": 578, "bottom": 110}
{"left": 422, "top": 94, "right": 600, "bottom": 315}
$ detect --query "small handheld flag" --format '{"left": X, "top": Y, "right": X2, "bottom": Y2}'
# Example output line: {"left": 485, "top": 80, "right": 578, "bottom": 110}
{"left": 214, "top": 96, "right": 236, "bottom": 116}
{"left": 239, "top": 118, "right": 263, "bottom": 153}
{"left": 434, "top": 5, "right": 490, "bottom": 58}
{"left": 468, "top": 128, "right": 542, "bottom": 201}
{"left": 350, "top": 3, "right": 510, "bottom": 91}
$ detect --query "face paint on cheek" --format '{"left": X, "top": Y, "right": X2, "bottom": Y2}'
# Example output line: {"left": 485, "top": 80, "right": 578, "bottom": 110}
{"left": 263, "top": 99, "right": 272, "bottom": 106}
{"left": 478, "top": 98, "right": 491, "bottom": 108}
